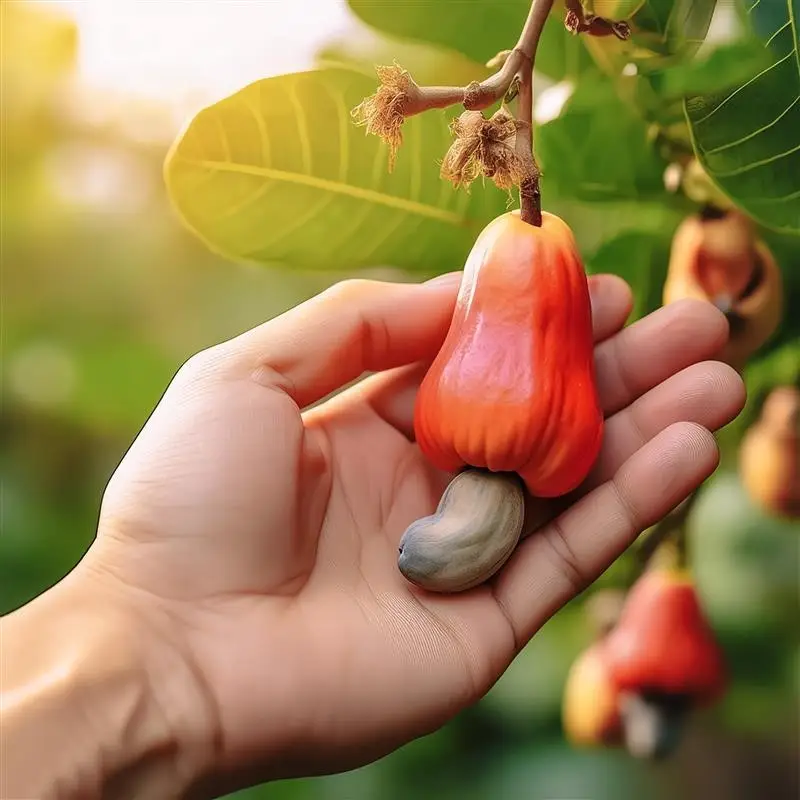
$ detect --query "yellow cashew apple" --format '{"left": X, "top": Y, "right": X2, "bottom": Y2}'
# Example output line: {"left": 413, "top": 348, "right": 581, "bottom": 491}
{"left": 739, "top": 386, "right": 800, "bottom": 520}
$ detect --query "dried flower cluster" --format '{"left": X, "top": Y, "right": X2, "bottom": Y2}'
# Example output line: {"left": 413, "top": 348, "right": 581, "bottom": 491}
{"left": 350, "top": 64, "right": 419, "bottom": 170}
{"left": 440, "top": 109, "right": 538, "bottom": 196}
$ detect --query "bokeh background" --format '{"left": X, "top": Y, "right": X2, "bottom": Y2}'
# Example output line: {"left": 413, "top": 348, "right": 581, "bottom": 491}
{"left": 2, "top": 1, "right": 798, "bottom": 799}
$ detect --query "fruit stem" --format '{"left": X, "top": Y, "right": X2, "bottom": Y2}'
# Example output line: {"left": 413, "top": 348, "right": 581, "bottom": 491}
{"left": 514, "top": 0, "right": 553, "bottom": 226}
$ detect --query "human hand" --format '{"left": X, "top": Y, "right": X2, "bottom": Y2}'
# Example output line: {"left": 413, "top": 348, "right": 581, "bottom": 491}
{"left": 2, "top": 274, "right": 745, "bottom": 799}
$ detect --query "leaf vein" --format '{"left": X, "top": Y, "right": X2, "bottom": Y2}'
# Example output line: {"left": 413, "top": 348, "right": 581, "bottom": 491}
{"left": 788, "top": 0, "right": 800, "bottom": 84}
{"left": 213, "top": 112, "right": 232, "bottom": 162}
{"left": 691, "top": 50, "right": 794, "bottom": 126}
{"left": 239, "top": 94, "right": 269, "bottom": 167}
{"left": 358, "top": 203, "right": 416, "bottom": 264}
{"left": 766, "top": 19, "right": 791, "bottom": 46}
{"left": 749, "top": 185, "right": 800, "bottom": 204}
{"left": 176, "top": 158, "right": 465, "bottom": 225}
{"left": 332, "top": 89, "right": 350, "bottom": 183}
{"left": 289, "top": 83, "right": 312, "bottom": 175}
{"left": 215, "top": 181, "right": 275, "bottom": 222}
{"left": 251, "top": 194, "right": 337, "bottom": 257}
{"left": 712, "top": 140, "right": 800, "bottom": 177}
{"left": 701, "top": 95, "right": 800, "bottom": 155}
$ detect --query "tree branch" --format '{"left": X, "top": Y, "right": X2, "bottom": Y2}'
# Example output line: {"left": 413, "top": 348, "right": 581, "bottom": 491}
{"left": 353, "top": 0, "right": 555, "bottom": 220}
{"left": 634, "top": 488, "right": 701, "bottom": 574}
{"left": 507, "top": 0, "right": 554, "bottom": 226}
{"left": 391, "top": 0, "right": 555, "bottom": 119}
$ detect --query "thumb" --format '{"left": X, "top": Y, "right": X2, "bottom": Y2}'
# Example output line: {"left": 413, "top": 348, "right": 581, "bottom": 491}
{"left": 226, "top": 274, "right": 461, "bottom": 409}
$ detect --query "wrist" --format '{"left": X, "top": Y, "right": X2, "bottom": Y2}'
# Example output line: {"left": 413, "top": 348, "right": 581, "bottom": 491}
{"left": 1, "top": 572, "right": 218, "bottom": 799}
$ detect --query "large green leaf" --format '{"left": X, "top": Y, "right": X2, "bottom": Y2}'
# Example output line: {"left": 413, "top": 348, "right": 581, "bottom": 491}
{"left": 685, "top": 0, "right": 800, "bottom": 234}
{"left": 346, "top": 0, "right": 599, "bottom": 81}
{"left": 536, "top": 79, "right": 670, "bottom": 202}
{"left": 164, "top": 67, "right": 507, "bottom": 272}
{"left": 315, "top": 27, "right": 491, "bottom": 88}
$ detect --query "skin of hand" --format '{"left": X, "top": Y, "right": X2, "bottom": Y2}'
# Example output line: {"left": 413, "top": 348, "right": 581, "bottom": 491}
{"left": 0, "top": 273, "right": 746, "bottom": 800}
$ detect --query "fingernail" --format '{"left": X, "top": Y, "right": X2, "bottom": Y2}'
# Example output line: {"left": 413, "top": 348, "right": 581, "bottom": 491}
{"left": 424, "top": 271, "right": 463, "bottom": 287}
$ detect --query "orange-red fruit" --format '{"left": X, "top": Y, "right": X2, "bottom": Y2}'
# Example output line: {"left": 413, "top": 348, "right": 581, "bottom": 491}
{"left": 414, "top": 211, "right": 603, "bottom": 498}
{"left": 739, "top": 385, "right": 800, "bottom": 519}
{"left": 662, "top": 209, "right": 783, "bottom": 370}
{"left": 562, "top": 641, "right": 623, "bottom": 747}
{"left": 603, "top": 568, "right": 727, "bottom": 705}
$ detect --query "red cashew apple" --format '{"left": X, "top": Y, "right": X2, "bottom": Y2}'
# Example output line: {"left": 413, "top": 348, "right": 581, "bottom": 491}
{"left": 603, "top": 567, "right": 727, "bottom": 703}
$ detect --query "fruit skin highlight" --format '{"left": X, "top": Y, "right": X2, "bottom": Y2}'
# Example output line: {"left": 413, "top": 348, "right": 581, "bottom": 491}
{"left": 414, "top": 210, "right": 604, "bottom": 499}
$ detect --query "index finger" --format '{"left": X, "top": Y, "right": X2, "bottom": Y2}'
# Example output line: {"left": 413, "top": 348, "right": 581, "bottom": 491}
{"left": 226, "top": 274, "right": 462, "bottom": 409}
{"left": 492, "top": 422, "right": 721, "bottom": 649}
{"left": 339, "top": 273, "right": 634, "bottom": 439}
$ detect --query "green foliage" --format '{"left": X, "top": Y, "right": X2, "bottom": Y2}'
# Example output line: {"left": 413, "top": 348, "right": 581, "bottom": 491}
{"left": 628, "top": 0, "right": 717, "bottom": 61}
{"left": 315, "top": 26, "right": 493, "bottom": 88}
{"left": 347, "top": 0, "right": 599, "bottom": 81}
{"left": 685, "top": 0, "right": 800, "bottom": 233}
{"left": 646, "top": 37, "right": 773, "bottom": 98}
{"left": 585, "top": 229, "right": 671, "bottom": 321}
{"left": 164, "top": 67, "right": 507, "bottom": 272}
{"left": 536, "top": 78, "right": 670, "bottom": 202}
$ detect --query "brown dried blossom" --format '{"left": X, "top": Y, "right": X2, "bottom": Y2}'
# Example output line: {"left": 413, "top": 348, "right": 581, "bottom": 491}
{"left": 351, "top": 64, "right": 419, "bottom": 171}
{"left": 440, "top": 108, "right": 538, "bottom": 195}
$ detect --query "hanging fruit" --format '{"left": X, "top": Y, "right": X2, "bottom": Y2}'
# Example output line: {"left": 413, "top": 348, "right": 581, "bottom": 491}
{"left": 398, "top": 210, "right": 604, "bottom": 593}
{"left": 563, "top": 640, "right": 623, "bottom": 747}
{"left": 414, "top": 210, "right": 603, "bottom": 498}
{"left": 562, "top": 589, "right": 628, "bottom": 748}
{"left": 662, "top": 206, "right": 784, "bottom": 371}
{"left": 739, "top": 385, "right": 800, "bottom": 520}
{"left": 602, "top": 566, "right": 727, "bottom": 759}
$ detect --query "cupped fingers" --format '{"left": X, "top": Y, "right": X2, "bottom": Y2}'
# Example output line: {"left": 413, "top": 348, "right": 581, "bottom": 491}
{"left": 594, "top": 298, "right": 730, "bottom": 416}
{"left": 326, "top": 273, "right": 633, "bottom": 440}
{"left": 581, "top": 359, "right": 745, "bottom": 494}
{"left": 492, "top": 422, "right": 720, "bottom": 649}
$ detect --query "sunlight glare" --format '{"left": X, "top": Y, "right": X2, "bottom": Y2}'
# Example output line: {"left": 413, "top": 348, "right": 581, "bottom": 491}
{"left": 43, "top": 0, "right": 353, "bottom": 109}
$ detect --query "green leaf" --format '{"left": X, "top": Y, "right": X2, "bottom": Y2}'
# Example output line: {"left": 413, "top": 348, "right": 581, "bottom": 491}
{"left": 643, "top": 37, "right": 773, "bottom": 99}
{"left": 164, "top": 67, "right": 507, "bottom": 272}
{"left": 315, "top": 24, "right": 491, "bottom": 88}
{"left": 536, "top": 79, "right": 669, "bottom": 202}
{"left": 685, "top": 1, "right": 800, "bottom": 234}
{"left": 346, "top": 0, "right": 599, "bottom": 81}
{"left": 585, "top": 229, "right": 672, "bottom": 321}
{"left": 632, "top": 0, "right": 717, "bottom": 61}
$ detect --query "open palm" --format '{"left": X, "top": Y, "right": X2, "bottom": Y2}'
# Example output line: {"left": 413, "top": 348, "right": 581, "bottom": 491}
{"left": 85, "top": 274, "right": 744, "bottom": 797}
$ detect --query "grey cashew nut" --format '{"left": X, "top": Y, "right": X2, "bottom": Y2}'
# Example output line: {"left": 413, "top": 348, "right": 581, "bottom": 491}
{"left": 619, "top": 692, "right": 688, "bottom": 761}
{"left": 397, "top": 469, "right": 525, "bottom": 593}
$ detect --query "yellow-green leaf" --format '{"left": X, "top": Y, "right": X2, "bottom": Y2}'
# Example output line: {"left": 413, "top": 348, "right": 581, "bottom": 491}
{"left": 164, "top": 67, "right": 506, "bottom": 271}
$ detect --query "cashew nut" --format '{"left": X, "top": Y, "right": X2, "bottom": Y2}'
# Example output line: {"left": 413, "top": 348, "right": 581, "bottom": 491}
{"left": 619, "top": 692, "right": 688, "bottom": 760}
{"left": 397, "top": 469, "right": 525, "bottom": 593}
